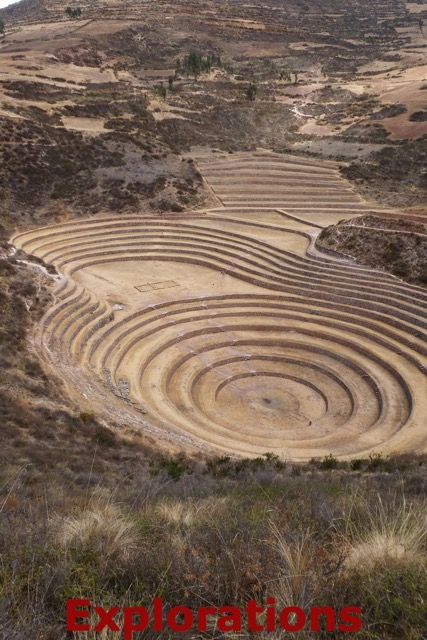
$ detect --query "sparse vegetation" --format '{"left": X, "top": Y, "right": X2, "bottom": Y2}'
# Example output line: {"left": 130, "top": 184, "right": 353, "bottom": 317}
{"left": 409, "top": 110, "right": 427, "bottom": 122}
{"left": 342, "top": 140, "right": 427, "bottom": 208}
{"left": 153, "top": 81, "right": 167, "bottom": 99}
{"left": 318, "top": 215, "right": 427, "bottom": 287}
{"left": 176, "top": 51, "right": 221, "bottom": 80}
{"left": 279, "top": 68, "right": 292, "bottom": 82}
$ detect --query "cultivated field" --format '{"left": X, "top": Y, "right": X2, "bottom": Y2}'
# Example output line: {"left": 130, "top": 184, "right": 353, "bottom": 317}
{"left": 13, "top": 152, "right": 427, "bottom": 460}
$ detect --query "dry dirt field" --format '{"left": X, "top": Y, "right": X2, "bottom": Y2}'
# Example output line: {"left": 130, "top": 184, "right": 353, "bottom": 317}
{"left": 12, "top": 152, "right": 427, "bottom": 460}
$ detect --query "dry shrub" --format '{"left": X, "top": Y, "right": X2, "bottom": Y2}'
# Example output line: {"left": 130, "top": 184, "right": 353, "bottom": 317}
{"left": 72, "top": 615, "right": 122, "bottom": 640}
{"left": 152, "top": 496, "right": 231, "bottom": 568}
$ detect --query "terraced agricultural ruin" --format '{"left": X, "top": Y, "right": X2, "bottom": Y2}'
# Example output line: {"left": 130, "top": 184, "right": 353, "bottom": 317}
{"left": 12, "top": 153, "right": 427, "bottom": 459}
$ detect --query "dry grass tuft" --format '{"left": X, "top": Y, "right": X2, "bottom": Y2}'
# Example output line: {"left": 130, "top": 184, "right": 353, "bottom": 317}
{"left": 51, "top": 503, "right": 138, "bottom": 560}
{"left": 73, "top": 630, "right": 117, "bottom": 640}
{"left": 344, "top": 497, "right": 427, "bottom": 570}
{"left": 269, "top": 522, "right": 316, "bottom": 609}
{"left": 154, "top": 496, "right": 228, "bottom": 528}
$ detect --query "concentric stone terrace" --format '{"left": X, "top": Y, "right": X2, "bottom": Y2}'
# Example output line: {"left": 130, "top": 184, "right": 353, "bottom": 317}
{"left": 13, "top": 153, "right": 427, "bottom": 459}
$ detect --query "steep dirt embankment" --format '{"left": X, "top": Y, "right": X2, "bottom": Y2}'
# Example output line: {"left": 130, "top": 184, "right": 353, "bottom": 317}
{"left": 317, "top": 215, "right": 427, "bottom": 286}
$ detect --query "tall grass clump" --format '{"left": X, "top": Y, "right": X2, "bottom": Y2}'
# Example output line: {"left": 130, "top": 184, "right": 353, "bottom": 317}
{"left": 326, "top": 495, "right": 427, "bottom": 639}
{"left": 270, "top": 523, "right": 318, "bottom": 610}
{"left": 51, "top": 503, "right": 138, "bottom": 562}
{"left": 343, "top": 495, "right": 427, "bottom": 569}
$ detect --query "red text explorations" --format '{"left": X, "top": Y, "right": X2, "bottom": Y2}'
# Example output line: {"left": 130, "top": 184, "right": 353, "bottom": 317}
{"left": 67, "top": 598, "right": 363, "bottom": 638}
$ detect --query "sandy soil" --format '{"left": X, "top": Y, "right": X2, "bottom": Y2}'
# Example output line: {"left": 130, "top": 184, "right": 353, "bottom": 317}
{"left": 300, "top": 120, "right": 337, "bottom": 137}
{"left": 406, "top": 2, "right": 427, "bottom": 12}
{"left": 61, "top": 116, "right": 111, "bottom": 133}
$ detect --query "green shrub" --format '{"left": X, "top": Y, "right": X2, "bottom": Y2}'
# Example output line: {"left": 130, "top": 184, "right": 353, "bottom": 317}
{"left": 351, "top": 458, "right": 364, "bottom": 471}
{"left": 319, "top": 454, "right": 340, "bottom": 470}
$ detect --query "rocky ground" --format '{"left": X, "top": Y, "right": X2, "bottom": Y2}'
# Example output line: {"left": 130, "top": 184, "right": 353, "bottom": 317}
{"left": 341, "top": 140, "right": 427, "bottom": 209}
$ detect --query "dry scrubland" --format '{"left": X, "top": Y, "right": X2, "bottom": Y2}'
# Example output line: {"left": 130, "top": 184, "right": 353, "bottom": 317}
{"left": 2, "top": 458, "right": 427, "bottom": 639}
{"left": 0, "top": 0, "right": 427, "bottom": 638}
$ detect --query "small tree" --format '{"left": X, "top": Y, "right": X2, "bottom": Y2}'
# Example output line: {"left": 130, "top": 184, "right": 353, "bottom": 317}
{"left": 245, "top": 82, "right": 258, "bottom": 101}
{"left": 280, "top": 68, "right": 292, "bottom": 82}
{"left": 168, "top": 76, "right": 174, "bottom": 91}
{"left": 186, "top": 51, "right": 202, "bottom": 80}
{"left": 419, "top": 18, "right": 424, "bottom": 34}
{"left": 0, "top": 19, "right": 5, "bottom": 36}
{"left": 153, "top": 82, "right": 167, "bottom": 99}
{"left": 177, "top": 51, "right": 218, "bottom": 80}
{"left": 65, "top": 7, "right": 82, "bottom": 19}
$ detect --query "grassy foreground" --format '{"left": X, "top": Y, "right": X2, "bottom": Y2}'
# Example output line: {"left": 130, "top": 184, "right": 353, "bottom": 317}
{"left": 1, "top": 451, "right": 427, "bottom": 639}
{"left": 1, "top": 239, "right": 427, "bottom": 639}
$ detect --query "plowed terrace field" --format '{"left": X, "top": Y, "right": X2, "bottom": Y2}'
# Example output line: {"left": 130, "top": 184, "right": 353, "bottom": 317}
{"left": 13, "top": 153, "right": 427, "bottom": 459}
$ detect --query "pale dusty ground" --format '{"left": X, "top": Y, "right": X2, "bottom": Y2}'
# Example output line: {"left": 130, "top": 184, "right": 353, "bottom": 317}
{"left": 406, "top": 3, "right": 427, "bottom": 13}
{"left": 299, "top": 120, "right": 337, "bottom": 137}
{"left": 61, "top": 116, "right": 111, "bottom": 132}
